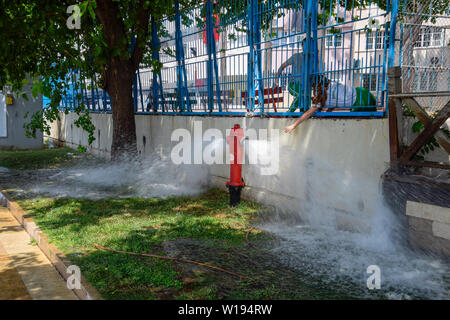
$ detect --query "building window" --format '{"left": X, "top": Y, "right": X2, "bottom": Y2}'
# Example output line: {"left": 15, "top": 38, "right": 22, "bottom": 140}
{"left": 376, "top": 31, "right": 385, "bottom": 49}
{"left": 366, "top": 30, "right": 387, "bottom": 50}
{"left": 326, "top": 31, "right": 342, "bottom": 48}
{"left": 432, "top": 30, "right": 442, "bottom": 47}
{"left": 415, "top": 27, "right": 443, "bottom": 48}
{"left": 367, "top": 31, "right": 374, "bottom": 50}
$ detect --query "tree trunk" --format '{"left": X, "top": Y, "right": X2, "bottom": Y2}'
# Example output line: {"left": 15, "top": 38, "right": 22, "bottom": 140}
{"left": 94, "top": 0, "right": 150, "bottom": 161}
{"left": 107, "top": 61, "right": 137, "bottom": 160}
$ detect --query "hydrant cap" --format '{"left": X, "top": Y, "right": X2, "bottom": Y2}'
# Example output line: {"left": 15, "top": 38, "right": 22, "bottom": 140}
{"left": 233, "top": 124, "right": 240, "bottom": 130}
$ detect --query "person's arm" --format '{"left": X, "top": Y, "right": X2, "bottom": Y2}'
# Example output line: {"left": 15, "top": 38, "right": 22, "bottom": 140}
{"left": 277, "top": 55, "right": 294, "bottom": 76}
{"left": 284, "top": 104, "right": 320, "bottom": 133}
{"left": 277, "top": 61, "right": 287, "bottom": 77}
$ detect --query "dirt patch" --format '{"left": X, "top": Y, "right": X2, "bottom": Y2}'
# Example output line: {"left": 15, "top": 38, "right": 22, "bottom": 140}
{"left": 158, "top": 237, "right": 356, "bottom": 300}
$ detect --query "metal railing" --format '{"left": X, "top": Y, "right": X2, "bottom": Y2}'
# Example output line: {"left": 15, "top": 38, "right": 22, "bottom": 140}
{"left": 55, "top": 0, "right": 450, "bottom": 118}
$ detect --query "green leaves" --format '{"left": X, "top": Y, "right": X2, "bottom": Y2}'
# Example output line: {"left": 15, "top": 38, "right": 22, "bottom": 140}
{"left": 404, "top": 103, "right": 447, "bottom": 158}
{"left": 79, "top": 1, "right": 96, "bottom": 21}
{"left": 78, "top": 145, "right": 88, "bottom": 153}
{"left": 88, "top": 3, "right": 96, "bottom": 21}
{"left": 410, "top": 119, "right": 450, "bottom": 157}
{"left": 412, "top": 120, "right": 424, "bottom": 133}
{"left": 73, "top": 105, "right": 96, "bottom": 146}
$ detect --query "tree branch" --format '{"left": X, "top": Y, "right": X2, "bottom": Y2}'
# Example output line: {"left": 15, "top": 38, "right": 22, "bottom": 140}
{"left": 131, "top": 0, "right": 152, "bottom": 70}
{"left": 94, "top": 0, "right": 128, "bottom": 60}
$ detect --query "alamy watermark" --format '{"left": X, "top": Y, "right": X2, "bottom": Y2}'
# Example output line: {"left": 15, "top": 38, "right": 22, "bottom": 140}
{"left": 170, "top": 121, "right": 280, "bottom": 175}
{"left": 66, "top": 5, "right": 81, "bottom": 30}
{"left": 66, "top": 265, "right": 81, "bottom": 290}
{"left": 366, "top": 265, "right": 381, "bottom": 290}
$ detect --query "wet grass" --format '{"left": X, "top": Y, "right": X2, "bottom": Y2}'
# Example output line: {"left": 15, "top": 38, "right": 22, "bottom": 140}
{"left": 18, "top": 189, "right": 271, "bottom": 299}
{"left": 0, "top": 146, "right": 80, "bottom": 170}
{"left": 7, "top": 147, "right": 376, "bottom": 300}
{"left": 18, "top": 188, "right": 374, "bottom": 300}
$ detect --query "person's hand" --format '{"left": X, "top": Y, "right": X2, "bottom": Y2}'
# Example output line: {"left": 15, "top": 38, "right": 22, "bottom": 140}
{"left": 284, "top": 124, "right": 296, "bottom": 133}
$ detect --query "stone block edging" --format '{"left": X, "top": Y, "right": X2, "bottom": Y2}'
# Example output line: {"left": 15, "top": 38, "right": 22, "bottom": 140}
{"left": 406, "top": 201, "right": 450, "bottom": 224}
{"left": 0, "top": 190, "right": 103, "bottom": 300}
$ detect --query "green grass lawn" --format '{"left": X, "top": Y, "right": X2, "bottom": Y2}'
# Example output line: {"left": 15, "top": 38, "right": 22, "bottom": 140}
{"left": 18, "top": 189, "right": 274, "bottom": 299}
{"left": 0, "top": 146, "right": 79, "bottom": 170}
{"left": 19, "top": 189, "right": 365, "bottom": 300}
{"left": 7, "top": 147, "right": 367, "bottom": 300}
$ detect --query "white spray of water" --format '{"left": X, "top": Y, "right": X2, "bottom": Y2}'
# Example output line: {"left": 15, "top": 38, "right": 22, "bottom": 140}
{"left": 251, "top": 152, "right": 450, "bottom": 299}
{"left": 244, "top": 139, "right": 276, "bottom": 174}
{"left": 24, "top": 134, "right": 449, "bottom": 298}
{"left": 31, "top": 154, "right": 210, "bottom": 199}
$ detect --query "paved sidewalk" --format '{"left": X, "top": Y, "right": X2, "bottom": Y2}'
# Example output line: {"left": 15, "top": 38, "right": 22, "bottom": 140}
{"left": 0, "top": 207, "right": 78, "bottom": 300}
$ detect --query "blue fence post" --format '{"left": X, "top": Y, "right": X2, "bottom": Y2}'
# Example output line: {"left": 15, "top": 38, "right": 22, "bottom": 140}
{"left": 102, "top": 89, "right": 107, "bottom": 110}
{"left": 79, "top": 71, "right": 83, "bottom": 109}
{"left": 311, "top": 4, "right": 318, "bottom": 77}
{"left": 388, "top": 0, "right": 399, "bottom": 68}
{"left": 206, "top": 0, "right": 214, "bottom": 113}
{"left": 210, "top": 2, "right": 222, "bottom": 113}
{"left": 130, "top": 33, "right": 138, "bottom": 112}
{"left": 387, "top": 0, "right": 399, "bottom": 116}
{"left": 83, "top": 77, "right": 89, "bottom": 109}
{"left": 246, "top": 0, "right": 255, "bottom": 112}
{"left": 95, "top": 87, "right": 100, "bottom": 111}
{"left": 205, "top": 0, "right": 222, "bottom": 113}
{"left": 302, "top": 1, "right": 317, "bottom": 111}
{"left": 253, "top": 0, "right": 264, "bottom": 114}
{"left": 175, "top": 0, "right": 182, "bottom": 112}
{"left": 137, "top": 68, "right": 144, "bottom": 112}
{"left": 71, "top": 71, "right": 75, "bottom": 110}
{"left": 181, "top": 38, "right": 190, "bottom": 112}
{"left": 175, "top": 0, "right": 190, "bottom": 112}
{"left": 151, "top": 20, "right": 164, "bottom": 112}
{"left": 91, "top": 82, "right": 96, "bottom": 111}
{"left": 133, "top": 74, "right": 138, "bottom": 112}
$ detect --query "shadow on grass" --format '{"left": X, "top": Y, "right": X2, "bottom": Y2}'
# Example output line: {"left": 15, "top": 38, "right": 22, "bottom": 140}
{"left": 67, "top": 230, "right": 366, "bottom": 300}
{"left": 19, "top": 190, "right": 254, "bottom": 244}
{"left": 18, "top": 189, "right": 374, "bottom": 300}
{"left": 0, "top": 147, "right": 78, "bottom": 170}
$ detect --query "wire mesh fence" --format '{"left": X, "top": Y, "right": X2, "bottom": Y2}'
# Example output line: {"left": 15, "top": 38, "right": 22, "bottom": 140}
{"left": 396, "top": 0, "right": 450, "bottom": 109}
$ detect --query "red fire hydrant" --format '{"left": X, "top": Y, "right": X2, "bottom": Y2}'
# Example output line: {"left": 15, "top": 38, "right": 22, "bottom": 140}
{"left": 226, "top": 124, "right": 245, "bottom": 206}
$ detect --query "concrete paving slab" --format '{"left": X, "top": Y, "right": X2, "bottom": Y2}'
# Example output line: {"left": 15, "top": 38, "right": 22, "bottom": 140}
{"left": 0, "top": 207, "right": 78, "bottom": 300}
{"left": 0, "top": 243, "right": 31, "bottom": 300}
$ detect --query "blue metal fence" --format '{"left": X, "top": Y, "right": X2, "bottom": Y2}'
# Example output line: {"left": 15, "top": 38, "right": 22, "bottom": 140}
{"left": 55, "top": 0, "right": 449, "bottom": 118}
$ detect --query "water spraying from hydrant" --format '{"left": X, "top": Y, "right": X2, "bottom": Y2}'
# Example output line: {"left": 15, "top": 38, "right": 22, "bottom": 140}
{"left": 226, "top": 124, "right": 245, "bottom": 206}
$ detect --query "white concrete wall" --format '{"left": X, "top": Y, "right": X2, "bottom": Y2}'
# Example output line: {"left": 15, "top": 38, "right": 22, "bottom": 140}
{"left": 48, "top": 113, "right": 390, "bottom": 230}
